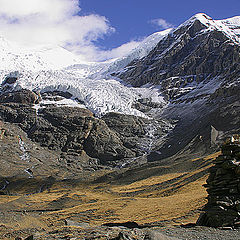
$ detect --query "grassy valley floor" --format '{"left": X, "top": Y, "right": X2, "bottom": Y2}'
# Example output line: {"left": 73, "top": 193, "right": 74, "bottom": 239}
{"left": 0, "top": 152, "right": 221, "bottom": 239}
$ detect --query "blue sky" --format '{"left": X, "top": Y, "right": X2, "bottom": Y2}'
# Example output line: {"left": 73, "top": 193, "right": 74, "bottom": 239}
{"left": 80, "top": 0, "right": 240, "bottom": 50}
{"left": 0, "top": 0, "right": 239, "bottom": 61}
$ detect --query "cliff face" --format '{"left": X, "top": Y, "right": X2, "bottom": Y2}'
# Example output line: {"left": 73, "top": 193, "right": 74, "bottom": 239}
{"left": 115, "top": 14, "right": 240, "bottom": 160}
{"left": 0, "top": 89, "right": 160, "bottom": 178}
{"left": 116, "top": 14, "right": 240, "bottom": 99}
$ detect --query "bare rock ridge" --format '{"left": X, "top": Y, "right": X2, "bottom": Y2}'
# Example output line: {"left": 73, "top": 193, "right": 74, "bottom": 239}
{"left": 114, "top": 13, "right": 240, "bottom": 160}
{"left": 197, "top": 138, "right": 240, "bottom": 228}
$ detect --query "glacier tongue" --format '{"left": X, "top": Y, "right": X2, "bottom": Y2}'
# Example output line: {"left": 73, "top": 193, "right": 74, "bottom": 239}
{"left": 7, "top": 70, "right": 166, "bottom": 117}
{"left": 179, "top": 13, "right": 240, "bottom": 44}
{"left": 0, "top": 30, "right": 169, "bottom": 117}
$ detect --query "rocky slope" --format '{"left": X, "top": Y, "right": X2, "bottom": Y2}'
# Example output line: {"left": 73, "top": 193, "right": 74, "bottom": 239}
{"left": 116, "top": 14, "right": 240, "bottom": 90}
{"left": 116, "top": 13, "right": 240, "bottom": 160}
{"left": 0, "top": 86, "right": 169, "bottom": 178}
{"left": 0, "top": 13, "right": 239, "bottom": 176}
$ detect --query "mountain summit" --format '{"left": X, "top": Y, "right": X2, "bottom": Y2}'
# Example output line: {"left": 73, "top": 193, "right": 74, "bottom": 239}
{"left": 115, "top": 13, "right": 240, "bottom": 159}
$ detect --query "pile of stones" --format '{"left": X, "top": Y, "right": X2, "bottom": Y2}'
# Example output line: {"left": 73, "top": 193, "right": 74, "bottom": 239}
{"left": 197, "top": 139, "right": 240, "bottom": 228}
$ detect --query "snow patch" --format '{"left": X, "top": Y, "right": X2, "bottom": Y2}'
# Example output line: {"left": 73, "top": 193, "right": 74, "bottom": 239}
{"left": 18, "top": 136, "right": 30, "bottom": 162}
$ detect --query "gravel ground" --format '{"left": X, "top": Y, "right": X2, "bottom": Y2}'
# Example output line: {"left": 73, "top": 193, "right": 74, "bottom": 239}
{"left": 157, "top": 226, "right": 240, "bottom": 240}
{"left": 2, "top": 224, "right": 240, "bottom": 239}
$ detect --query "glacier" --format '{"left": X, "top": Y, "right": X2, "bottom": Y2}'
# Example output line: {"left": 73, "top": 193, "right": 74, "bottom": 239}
{"left": 0, "top": 29, "right": 170, "bottom": 117}
{"left": 0, "top": 13, "right": 240, "bottom": 117}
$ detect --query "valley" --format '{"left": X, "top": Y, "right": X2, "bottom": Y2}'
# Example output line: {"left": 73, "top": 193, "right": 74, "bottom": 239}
{"left": 0, "top": 150, "right": 219, "bottom": 239}
{"left": 0, "top": 12, "right": 239, "bottom": 239}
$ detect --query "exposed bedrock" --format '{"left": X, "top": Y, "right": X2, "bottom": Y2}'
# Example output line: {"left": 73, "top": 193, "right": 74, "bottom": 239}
{"left": 0, "top": 89, "right": 158, "bottom": 169}
{"left": 114, "top": 15, "right": 240, "bottom": 160}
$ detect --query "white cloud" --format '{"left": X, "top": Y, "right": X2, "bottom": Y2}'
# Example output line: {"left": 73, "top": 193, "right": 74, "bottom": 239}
{"left": 150, "top": 18, "right": 173, "bottom": 29}
{"left": 0, "top": 0, "right": 117, "bottom": 61}
{"left": 0, "top": 0, "right": 153, "bottom": 62}
{"left": 96, "top": 40, "right": 142, "bottom": 61}
{"left": 0, "top": 0, "right": 80, "bottom": 21}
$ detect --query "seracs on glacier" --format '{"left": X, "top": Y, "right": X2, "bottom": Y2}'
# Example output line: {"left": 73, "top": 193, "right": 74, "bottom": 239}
{"left": 1, "top": 13, "right": 240, "bottom": 117}
{"left": 0, "top": 29, "right": 170, "bottom": 117}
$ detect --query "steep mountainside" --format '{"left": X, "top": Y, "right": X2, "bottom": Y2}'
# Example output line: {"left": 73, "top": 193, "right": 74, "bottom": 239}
{"left": 116, "top": 13, "right": 240, "bottom": 160}
{"left": 0, "top": 13, "right": 239, "bottom": 176}
{"left": 116, "top": 14, "right": 240, "bottom": 89}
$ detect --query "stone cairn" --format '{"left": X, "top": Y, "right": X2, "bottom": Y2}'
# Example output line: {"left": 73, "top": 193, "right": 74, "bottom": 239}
{"left": 197, "top": 135, "right": 240, "bottom": 228}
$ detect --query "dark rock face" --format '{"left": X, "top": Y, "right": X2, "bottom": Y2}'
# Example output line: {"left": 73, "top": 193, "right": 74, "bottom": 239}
{"left": 114, "top": 15, "right": 240, "bottom": 160}
{"left": 0, "top": 103, "right": 37, "bottom": 131}
{"left": 0, "top": 104, "right": 136, "bottom": 164}
{"left": 102, "top": 112, "right": 147, "bottom": 156}
{"left": 102, "top": 112, "right": 171, "bottom": 159}
{"left": 0, "top": 90, "right": 150, "bottom": 168}
{"left": 197, "top": 141, "right": 240, "bottom": 228}
{"left": 84, "top": 118, "right": 136, "bottom": 163}
{"left": 2, "top": 76, "right": 17, "bottom": 85}
{"left": 0, "top": 89, "right": 40, "bottom": 105}
{"left": 116, "top": 18, "right": 240, "bottom": 100}
{"left": 31, "top": 107, "right": 138, "bottom": 164}
{"left": 132, "top": 98, "right": 164, "bottom": 113}
{"left": 29, "top": 106, "right": 93, "bottom": 152}
{"left": 42, "top": 90, "right": 73, "bottom": 99}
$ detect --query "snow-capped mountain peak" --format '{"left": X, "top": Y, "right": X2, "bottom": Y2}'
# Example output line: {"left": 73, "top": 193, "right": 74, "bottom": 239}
{"left": 1, "top": 13, "right": 240, "bottom": 118}
{"left": 0, "top": 35, "right": 85, "bottom": 71}
{"left": 179, "top": 13, "right": 240, "bottom": 44}
{"left": 217, "top": 16, "right": 240, "bottom": 38}
{"left": 190, "top": 13, "right": 214, "bottom": 23}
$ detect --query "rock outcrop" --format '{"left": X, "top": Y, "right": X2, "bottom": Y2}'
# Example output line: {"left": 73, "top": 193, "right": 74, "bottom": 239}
{"left": 0, "top": 89, "right": 154, "bottom": 174}
{"left": 0, "top": 89, "right": 40, "bottom": 105}
{"left": 102, "top": 112, "right": 147, "bottom": 156}
{"left": 114, "top": 14, "right": 240, "bottom": 160}
{"left": 197, "top": 139, "right": 240, "bottom": 228}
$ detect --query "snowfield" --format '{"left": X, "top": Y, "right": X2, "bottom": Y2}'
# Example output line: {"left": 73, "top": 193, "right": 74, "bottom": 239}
{"left": 0, "top": 29, "right": 169, "bottom": 117}
{"left": 0, "top": 13, "right": 239, "bottom": 117}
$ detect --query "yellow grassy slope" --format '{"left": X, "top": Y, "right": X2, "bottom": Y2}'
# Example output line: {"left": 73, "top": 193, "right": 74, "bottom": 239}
{"left": 0, "top": 151, "right": 220, "bottom": 238}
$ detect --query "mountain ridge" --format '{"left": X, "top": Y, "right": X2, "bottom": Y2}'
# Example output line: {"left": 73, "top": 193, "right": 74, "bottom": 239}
{"left": 115, "top": 13, "right": 240, "bottom": 160}
{"left": 0, "top": 13, "right": 239, "bottom": 168}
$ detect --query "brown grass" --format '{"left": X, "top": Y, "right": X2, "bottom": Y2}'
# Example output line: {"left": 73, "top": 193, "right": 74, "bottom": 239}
{"left": 0, "top": 151, "right": 220, "bottom": 238}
